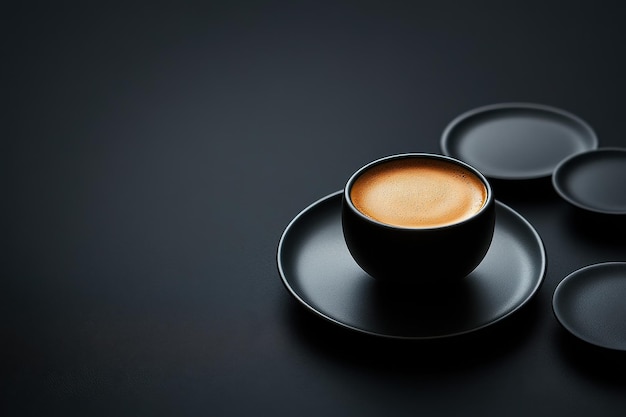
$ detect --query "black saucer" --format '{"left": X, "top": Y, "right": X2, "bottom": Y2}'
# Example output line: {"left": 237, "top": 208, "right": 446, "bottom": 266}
{"left": 553, "top": 262, "right": 626, "bottom": 351}
{"left": 441, "top": 102, "right": 598, "bottom": 180}
{"left": 553, "top": 148, "right": 626, "bottom": 215}
{"left": 277, "top": 191, "right": 546, "bottom": 340}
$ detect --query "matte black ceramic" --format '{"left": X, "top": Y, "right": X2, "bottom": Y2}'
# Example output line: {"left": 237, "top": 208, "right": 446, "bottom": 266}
{"left": 552, "top": 148, "right": 626, "bottom": 215}
{"left": 553, "top": 262, "right": 626, "bottom": 351}
{"left": 441, "top": 102, "right": 598, "bottom": 180}
{"left": 277, "top": 192, "right": 546, "bottom": 339}
{"left": 341, "top": 153, "right": 496, "bottom": 285}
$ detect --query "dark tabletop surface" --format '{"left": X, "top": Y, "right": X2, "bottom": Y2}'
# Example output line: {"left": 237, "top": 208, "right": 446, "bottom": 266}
{"left": 4, "top": 1, "right": 626, "bottom": 416}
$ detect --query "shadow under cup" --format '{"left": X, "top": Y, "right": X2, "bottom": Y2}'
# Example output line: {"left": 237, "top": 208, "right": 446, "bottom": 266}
{"left": 341, "top": 153, "right": 496, "bottom": 286}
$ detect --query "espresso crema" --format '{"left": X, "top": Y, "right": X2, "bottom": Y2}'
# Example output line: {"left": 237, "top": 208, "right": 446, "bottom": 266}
{"left": 349, "top": 158, "right": 487, "bottom": 228}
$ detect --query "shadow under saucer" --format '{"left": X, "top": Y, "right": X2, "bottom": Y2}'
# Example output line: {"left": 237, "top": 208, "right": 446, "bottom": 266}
{"left": 284, "top": 288, "right": 542, "bottom": 375}
{"left": 562, "top": 205, "right": 626, "bottom": 246}
{"left": 555, "top": 326, "right": 626, "bottom": 387}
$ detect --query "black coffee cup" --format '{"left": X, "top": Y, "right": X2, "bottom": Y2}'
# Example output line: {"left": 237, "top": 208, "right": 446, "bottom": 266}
{"left": 342, "top": 153, "right": 496, "bottom": 285}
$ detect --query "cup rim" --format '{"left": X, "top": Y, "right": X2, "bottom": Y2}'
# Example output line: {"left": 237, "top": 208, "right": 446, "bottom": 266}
{"left": 344, "top": 152, "right": 494, "bottom": 231}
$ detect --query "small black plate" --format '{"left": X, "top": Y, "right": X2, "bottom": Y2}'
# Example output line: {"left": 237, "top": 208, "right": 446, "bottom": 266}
{"left": 441, "top": 103, "right": 598, "bottom": 180}
{"left": 277, "top": 191, "right": 546, "bottom": 340}
{"left": 552, "top": 148, "right": 626, "bottom": 215}
{"left": 553, "top": 262, "right": 626, "bottom": 351}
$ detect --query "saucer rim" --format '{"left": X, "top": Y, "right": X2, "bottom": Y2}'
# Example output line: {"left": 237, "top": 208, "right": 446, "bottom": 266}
{"left": 440, "top": 102, "right": 598, "bottom": 181}
{"left": 277, "top": 190, "right": 547, "bottom": 340}
{"left": 552, "top": 147, "right": 626, "bottom": 215}
{"left": 552, "top": 261, "right": 626, "bottom": 351}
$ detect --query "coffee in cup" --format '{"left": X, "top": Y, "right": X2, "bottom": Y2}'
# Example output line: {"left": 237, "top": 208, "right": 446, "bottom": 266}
{"left": 350, "top": 157, "right": 488, "bottom": 228}
{"left": 342, "top": 153, "right": 495, "bottom": 285}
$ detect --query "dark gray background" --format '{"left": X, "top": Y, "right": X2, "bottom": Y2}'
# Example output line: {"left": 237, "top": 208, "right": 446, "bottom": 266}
{"left": 4, "top": 1, "right": 626, "bottom": 416}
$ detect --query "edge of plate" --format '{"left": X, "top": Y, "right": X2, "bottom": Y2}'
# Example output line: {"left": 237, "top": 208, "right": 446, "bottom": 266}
{"left": 552, "top": 147, "right": 626, "bottom": 215}
{"left": 552, "top": 261, "right": 626, "bottom": 351}
{"left": 440, "top": 102, "right": 599, "bottom": 180}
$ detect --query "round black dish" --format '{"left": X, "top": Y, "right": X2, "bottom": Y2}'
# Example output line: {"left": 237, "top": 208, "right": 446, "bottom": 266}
{"left": 441, "top": 102, "right": 598, "bottom": 180}
{"left": 552, "top": 148, "right": 626, "bottom": 215}
{"left": 277, "top": 191, "right": 546, "bottom": 340}
{"left": 553, "top": 262, "right": 626, "bottom": 351}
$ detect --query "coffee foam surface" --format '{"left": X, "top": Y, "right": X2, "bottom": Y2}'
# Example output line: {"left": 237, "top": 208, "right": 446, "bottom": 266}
{"left": 350, "top": 158, "right": 487, "bottom": 228}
